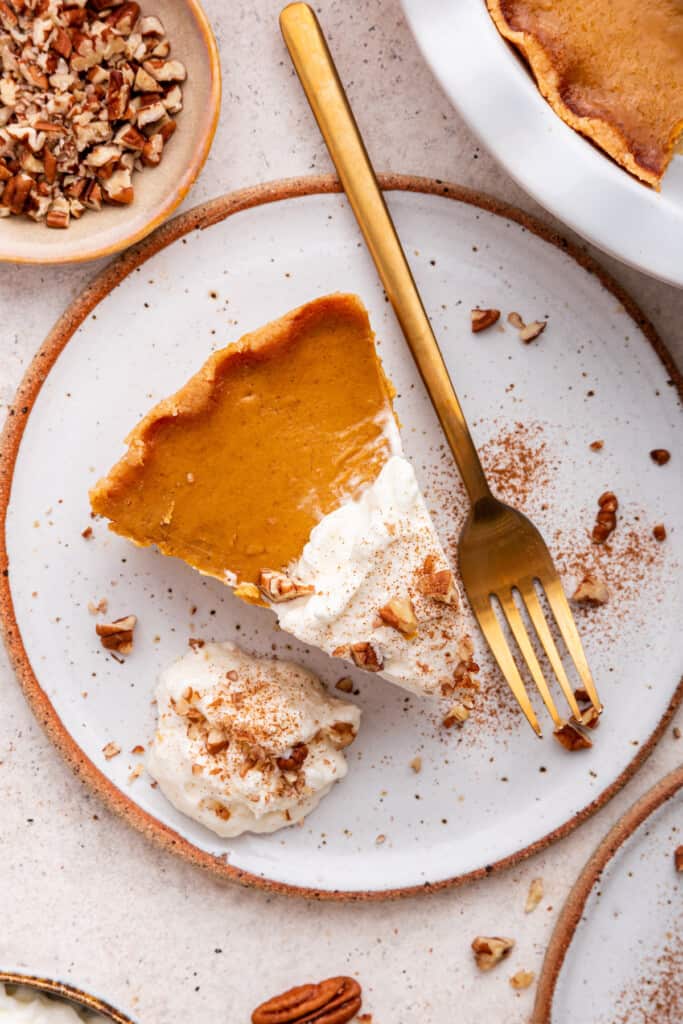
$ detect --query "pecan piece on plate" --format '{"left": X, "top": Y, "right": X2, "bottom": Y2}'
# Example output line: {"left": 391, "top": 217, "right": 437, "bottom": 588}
{"left": 95, "top": 614, "right": 137, "bottom": 655}
{"left": 251, "top": 976, "right": 362, "bottom": 1024}
{"left": 471, "top": 936, "right": 515, "bottom": 971}
{"left": 571, "top": 573, "right": 609, "bottom": 605}
{"left": 554, "top": 720, "right": 592, "bottom": 751}
{"left": 471, "top": 307, "right": 500, "bottom": 333}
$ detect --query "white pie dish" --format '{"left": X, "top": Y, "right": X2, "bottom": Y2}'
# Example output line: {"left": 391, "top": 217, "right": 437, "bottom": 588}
{"left": 402, "top": 0, "right": 683, "bottom": 287}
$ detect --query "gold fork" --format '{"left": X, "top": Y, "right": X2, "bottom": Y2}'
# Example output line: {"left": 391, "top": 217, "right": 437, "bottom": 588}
{"left": 280, "top": 2, "right": 602, "bottom": 737}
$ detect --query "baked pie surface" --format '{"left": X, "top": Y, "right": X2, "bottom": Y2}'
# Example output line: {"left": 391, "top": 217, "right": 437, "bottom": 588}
{"left": 487, "top": 0, "right": 683, "bottom": 188}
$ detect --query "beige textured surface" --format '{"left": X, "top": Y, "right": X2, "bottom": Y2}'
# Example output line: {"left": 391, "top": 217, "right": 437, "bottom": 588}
{"left": 0, "top": 2, "right": 681, "bottom": 1022}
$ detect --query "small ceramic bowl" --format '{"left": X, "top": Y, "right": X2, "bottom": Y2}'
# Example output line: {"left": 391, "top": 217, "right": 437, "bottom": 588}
{"left": 0, "top": 0, "right": 220, "bottom": 265}
{"left": 0, "top": 972, "right": 135, "bottom": 1022}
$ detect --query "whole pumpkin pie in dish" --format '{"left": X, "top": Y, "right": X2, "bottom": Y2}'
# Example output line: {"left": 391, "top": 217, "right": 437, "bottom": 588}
{"left": 486, "top": 0, "right": 683, "bottom": 188}
{"left": 91, "top": 294, "right": 473, "bottom": 697}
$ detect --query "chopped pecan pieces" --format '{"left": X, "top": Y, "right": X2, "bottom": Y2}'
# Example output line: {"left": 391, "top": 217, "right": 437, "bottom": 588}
{"left": 554, "top": 720, "right": 592, "bottom": 751}
{"left": 443, "top": 702, "right": 470, "bottom": 728}
{"left": 251, "top": 976, "right": 362, "bottom": 1024}
{"left": 96, "top": 614, "right": 136, "bottom": 655}
{"left": 525, "top": 877, "right": 544, "bottom": 913}
{"left": 0, "top": 1, "right": 184, "bottom": 228}
{"left": 571, "top": 573, "right": 609, "bottom": 605}
{"left": 102, "top": 741, "right": 121, "bottom": 760}
{"left": 650, "top": 449, "right": 671, "bottom": 465}
{"left": 574, "top": 704, "right": 601, "bottom": 730}
{"left": 379, "top": 595, "right": 418, "bottom": 636}
{"left": 276, "top": 742, "right": 309, "bottom": 773}
{"left": 471, "top": 936, "right": 515, "bottom": 971}
{"left": 350, "top": 642, "right": 383, "bottom": 672}
{"left": 509, "top": 970, "right": 535, "bottom": 990}
{"left": 653, "top": 524, "right": 667, "bottom": 542}
{"left": 519, "top": 320, "right": 546, "bottom": 343}
{"left": 675, "top": 845, "right": 683, "bottom": 872}
{"left": 205, "top": 728, "right": 229, "bottom": 756}
{"left": 335, "top": 677, "right": 353, "bottom": 693}
{"left": 471, "top": 307, "right": 500, "bottom": 333}
{"left": 258, "top": 569, "right": 314, "bottom": 603}
{"left": 410, "top": 755, "right": 422, "bottom": 773}
{"left": 507, "top": 310, "right": 547, "bottom": 341}
{"left": 592, "top": 491, "right": 618, "bottom": 544}
{"left": 417, "top": 568, "right": 458, "bottom": 606}
{"left": 327, "top": 722, "right": 357, "bottom": 750}
{"left": 589, "top": 440, "right": 604, "bottom": 451}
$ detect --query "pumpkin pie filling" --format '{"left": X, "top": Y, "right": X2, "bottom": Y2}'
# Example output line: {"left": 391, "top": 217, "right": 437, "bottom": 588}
{"left": 91, "top": 293, "right": 472, "bottom": 697}
{"left": 90, "top": 293, "right": 398, "bottom": 584}
{"left": 487, "top": 0, "right": 683, "bottom": 188}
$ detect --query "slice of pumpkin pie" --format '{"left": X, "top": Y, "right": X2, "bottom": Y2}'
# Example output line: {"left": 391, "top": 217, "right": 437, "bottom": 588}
{"left": 91, "top": 294, "right": 472, "bottom": 697}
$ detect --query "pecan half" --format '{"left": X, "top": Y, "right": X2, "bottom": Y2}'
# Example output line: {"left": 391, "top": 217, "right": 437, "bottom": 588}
{"left": 251, "top": 976, "right": 362, "bottom": 1024}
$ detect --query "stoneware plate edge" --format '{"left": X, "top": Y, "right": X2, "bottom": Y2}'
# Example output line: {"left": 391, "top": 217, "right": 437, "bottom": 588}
{"left": 531, "top": 763, "right": 683, "bottom": 1024}
{"left": 0, "top": 971, "right": 136, "bottom": 1022}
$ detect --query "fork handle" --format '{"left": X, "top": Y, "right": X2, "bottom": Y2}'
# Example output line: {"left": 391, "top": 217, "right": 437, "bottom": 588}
{"left": 280, "top": 3, "right": 492, "bottom": 504}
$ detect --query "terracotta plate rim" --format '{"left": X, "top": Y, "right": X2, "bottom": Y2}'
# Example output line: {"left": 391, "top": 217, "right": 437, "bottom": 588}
{"left": 0, "top": 0, "right": 221, "bottom": 266}
{"left": 0, "top": 971, "right": 136, "bottom": 1022}
{"left": 1, "top": 173, "right": 681, "bottom": 901}
{"left": 532, "top": 763, "right": 683, "bottom": 1023}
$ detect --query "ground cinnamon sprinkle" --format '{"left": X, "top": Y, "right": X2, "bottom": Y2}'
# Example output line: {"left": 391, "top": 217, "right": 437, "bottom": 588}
{"left": 480, "top": 420, "right": 555, "bottom": 508}
{"left": 424, "top": 418, "right": 670, "bottom": 740}
{"left": 613, "top": 940, "right": 683, "bottom": 1023}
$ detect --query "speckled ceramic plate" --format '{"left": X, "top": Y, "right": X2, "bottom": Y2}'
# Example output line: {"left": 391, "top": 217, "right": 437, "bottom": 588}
{"left": 0, "top": 972, "right": 135, "bottom": 1022}
{"left": 533, "top": 765, "right": 683, "bottom": 1024}
{"left": 1, "top": 175, "right": 682, "bottom": 898}
{"left": 402, "top": 0, "right": 683, "bottom": 287}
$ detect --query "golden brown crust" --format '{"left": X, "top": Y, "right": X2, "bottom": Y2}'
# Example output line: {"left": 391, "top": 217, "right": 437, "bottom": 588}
{"left": 487, "top": 0, "right": 683, "bottom": 189}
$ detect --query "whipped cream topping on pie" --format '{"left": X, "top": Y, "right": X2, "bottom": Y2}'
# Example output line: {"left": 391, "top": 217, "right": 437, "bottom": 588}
{"left": 147, "top": 641, "right": 360, "bottom": 837}
{"left": 273, "top": 455, "right": 470, "bottom": 697}
{"left": 0, "top": 987, "right": 100, "bottom": 1023}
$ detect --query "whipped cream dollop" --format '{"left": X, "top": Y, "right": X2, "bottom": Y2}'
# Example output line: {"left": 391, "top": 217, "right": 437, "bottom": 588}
{"left": 274, "top": 455, "right": 470, "bottom": 697}
{"left": 147, "top": 641, "right": 360, "bottom": 837}
{"left": 0, "top": 987, "right": 100, "bottom": 1023}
